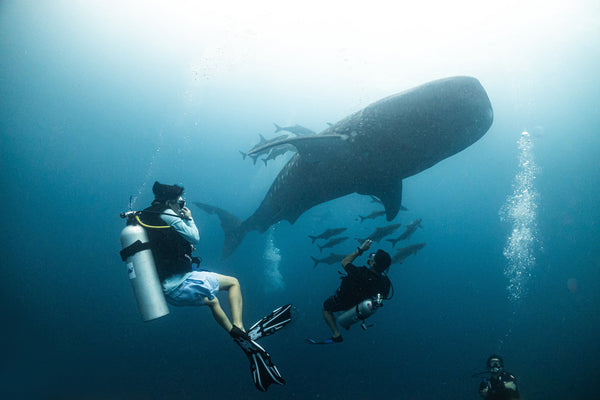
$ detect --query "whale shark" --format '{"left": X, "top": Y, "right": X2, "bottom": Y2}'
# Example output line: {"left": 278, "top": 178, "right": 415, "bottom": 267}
{"left": 195, "top": 76, "right": 493, "bottom": 258}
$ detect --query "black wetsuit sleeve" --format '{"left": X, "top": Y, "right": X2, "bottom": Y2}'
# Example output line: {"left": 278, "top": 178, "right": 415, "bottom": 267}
{"left": 343, "top": 263, "right": 358, "bottom": 274}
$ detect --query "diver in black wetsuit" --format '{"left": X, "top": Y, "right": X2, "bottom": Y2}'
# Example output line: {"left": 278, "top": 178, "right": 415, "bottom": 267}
{"left": 479, "top": 355, "right": 520, "bottom": 400}
{"left": 321, "top": 239, "right": 392, "bottom": 342}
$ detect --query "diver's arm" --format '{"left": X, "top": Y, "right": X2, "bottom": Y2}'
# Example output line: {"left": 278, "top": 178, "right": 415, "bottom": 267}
{"left": 341, "top": 239, "right": 372, "bottom": 267}
{"left": 161, "top": 208, "right": 200, "bottom": 245}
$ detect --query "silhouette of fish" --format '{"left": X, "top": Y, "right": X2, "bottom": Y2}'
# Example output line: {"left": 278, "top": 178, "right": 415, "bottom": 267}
{"left": 274, "top": 123, "right": 316, "bottom": 136}
{"left": 356, "top": 223, "right": 402, "bottom": 243}
{"left": 262, "top": 144, "right": 296, "bottom": 166}
{"left": 358, "top": 210, "right": 386, "bottom": 223}
{"left": 391, "top": 242, "right": 426, "bottom": 264}
{"left": 396, "top": 218, "right": 423, "bottom": 241}
{"left": 196, "top": 76, "right": 493, "bottom": 258}
{"left": 240, "top": 134, "right": 289, "bottom": 164}
{"left": 310, "top": 253, "right": 346, "bottom": 268}
{"left": 317, "top": 236, "right": 349, "bottom": 253}
{"left": 308, "top": 227, "right": 347, "bottom": 243}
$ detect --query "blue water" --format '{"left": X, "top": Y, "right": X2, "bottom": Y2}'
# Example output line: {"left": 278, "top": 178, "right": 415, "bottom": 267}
{"left": 1, "top": 1, "right": 599, "bottom": 399}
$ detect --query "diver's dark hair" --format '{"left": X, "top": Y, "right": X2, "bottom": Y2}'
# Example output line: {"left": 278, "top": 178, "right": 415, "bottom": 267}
{"left": 486, "top": 354, "right": 504, "bottom": 369}
{"left": 373, "top": 249, "right": 392, "bottom": 272}
{"left": 152, "top": 181, "right": 184, "bottom": 201}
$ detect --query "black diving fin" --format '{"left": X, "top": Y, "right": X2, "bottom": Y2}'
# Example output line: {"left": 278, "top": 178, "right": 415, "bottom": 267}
{"left": 230, "top": 326, "right": 285, "bottom": 392}
{"left": 247, "top": 304, "right": 294, "bottom": 341}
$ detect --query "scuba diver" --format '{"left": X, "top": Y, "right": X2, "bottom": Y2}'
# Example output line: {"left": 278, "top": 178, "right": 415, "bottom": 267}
{"left": 120, "top": 182, "right": 293, "bottom": 391}
{"left": 308, "top": 239, "right": 392, "bottom": 344}
{"left": 478, "top": 355, "right": 520, "bottom": 400}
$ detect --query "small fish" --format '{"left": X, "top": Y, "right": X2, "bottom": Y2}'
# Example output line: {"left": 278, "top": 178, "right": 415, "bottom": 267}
{"left": 310, "top": 253, "right": 346, "bottom": 268}
{"left": 358, "top": 210, "right": 386, "bottom": 223}
{"left": 239, "top": 150, "right": 260, "bottom": 165}
{"left": 356, "top": 223, "right": 402, "bottom": 243}
{"left": 391, "top": 242, "right": 426, "bottom": 264}
{"left": 385, "top": 236, "right": 403, "bottom": 248}
{"left": 262, "top": 144, "right": 296, "bottom": 166}
{"left": 318, "top": 236, "right": 349, "bottom": 252}
{"left": 242, "top": 134, "right": 289, "bottom": 163}
{"left": 308, "top": 227, "right": 347, "bottom": 243}
{"left": 273, "top": 123, "right": 316, "bottom": 136}
{"left": 398, "top": 218, "right": 423, "bottom": 241}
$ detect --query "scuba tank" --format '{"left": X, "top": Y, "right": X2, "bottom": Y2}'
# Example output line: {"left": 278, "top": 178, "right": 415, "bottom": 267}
{"left": 337, "top": 293, "right": 383, "bottom": 330}
{"left": 119, "top": 211, "right": 169, "bottom": 322}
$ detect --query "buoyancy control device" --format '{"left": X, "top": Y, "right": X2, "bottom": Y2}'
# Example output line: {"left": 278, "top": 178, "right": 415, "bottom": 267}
{"left": 337, "top": 293, "right": 383, "bottom": 330}
{"left": 119, "top": 211, "right": 169, "bottom": 321}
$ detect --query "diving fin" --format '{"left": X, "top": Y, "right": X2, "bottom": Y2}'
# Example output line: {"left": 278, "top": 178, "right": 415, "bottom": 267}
{"left": 230, "top": 326, "right": 285, "bottom": 392}
{"left": 305, "top": 336, "right": 343, "bottom": 345}
{"left": 247, "top": 304, "right": 294, "bottom": 341}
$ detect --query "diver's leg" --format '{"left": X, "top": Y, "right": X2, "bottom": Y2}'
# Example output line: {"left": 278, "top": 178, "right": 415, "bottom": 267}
{"left": 322, "top": 309, "right": 341, "bottom": 338}
{"left": 217, "top": 274, "right": 244, "bottom": 330}
{"left": 204, "top": 296, "right": 233, "bottom": 332}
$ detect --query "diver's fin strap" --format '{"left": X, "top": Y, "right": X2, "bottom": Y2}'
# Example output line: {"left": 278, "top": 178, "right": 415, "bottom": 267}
{"left": 120, "top": 240, "right": 152, "bottom": 261}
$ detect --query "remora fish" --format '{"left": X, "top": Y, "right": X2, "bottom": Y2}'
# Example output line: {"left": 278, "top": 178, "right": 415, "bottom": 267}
{"left": 308, "top": 227, "right": 347, "bottom": 243}
{"left": 391, "top": 242, "right": 426, "bottom": 264}
{"left": 358, "top": 210, "right": 386, "bottom": 223}
{"left": 356, "top": 223, "right": 402, "bottom": 243}
{"left": 397, "top": 218, "right": 423, "bottom": 241}
{"left": 262, "top": 144, "right": 296, "bottom": 166}
{"left": 274, "top": 123, "right": 316, "bottom": 136}
{"left": 196, "top": 76, "right": 493, "bottom": 258}
{"left": 317, "top": 236, "right": 349, "bottom": 253}
{"left": 310, "top": 253, "right": 346, "bottom": 268}
{"left": 240, "top": 134, "right": 289, "bottom": 164}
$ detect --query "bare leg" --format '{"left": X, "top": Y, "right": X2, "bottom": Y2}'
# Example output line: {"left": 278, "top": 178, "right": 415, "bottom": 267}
{"left": 217, "top": 274, "right": 244, "bottom": 331}
{"left": 323, "top": 309, "right": 341, "bottom": 338}
{"left": 204, "top": 296, "right": 233, "bottom": 332}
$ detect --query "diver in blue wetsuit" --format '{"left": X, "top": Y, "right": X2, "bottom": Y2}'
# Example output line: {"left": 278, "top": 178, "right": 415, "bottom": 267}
{"left": 139, "top": 182, "right": 291, "bottom": 391}
{"left": 321, "top": 239, "right": 392, "bottom": 343}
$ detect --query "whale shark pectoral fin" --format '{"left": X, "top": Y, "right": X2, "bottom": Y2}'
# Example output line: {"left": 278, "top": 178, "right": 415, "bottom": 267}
{"left": 362, "top": 180, "right": 403, "bottom": 222}
{"left": 247, "top": 135, "right": 347, "bottom": 159}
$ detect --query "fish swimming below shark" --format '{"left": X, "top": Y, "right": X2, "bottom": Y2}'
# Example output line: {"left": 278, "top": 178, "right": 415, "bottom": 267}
{"left": 391, "top": 242, "right": 426, "bottom": 264}
{"left": 195, "top": 76, "right": 493, "bottom": 259}
{"left": 355, "top": 223, "right": 402, "bottom": 243}
{"left": 358, "top": 210, "right": 386, "bottom": 223}
{"left": 310, "top": 253, "right": 347, "bottom": 268}
{"left": 317, "top": 236, "right": 349, "bottom": 253}
{"left": 308, "top": 227, "right": 347, "bottom": 243}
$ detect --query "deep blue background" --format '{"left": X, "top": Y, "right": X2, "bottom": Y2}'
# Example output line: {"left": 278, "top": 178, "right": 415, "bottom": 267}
{"left": 1, "top": 1, "right": 599, "bottom": 399}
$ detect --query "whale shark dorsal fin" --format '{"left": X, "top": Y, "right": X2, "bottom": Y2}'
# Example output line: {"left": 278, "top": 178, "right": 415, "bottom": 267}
{"left": 362, "top": 180, "right": 403, "bottom": 221}
{"left": 247, "top": 135, "right": 347, "bottom": 159}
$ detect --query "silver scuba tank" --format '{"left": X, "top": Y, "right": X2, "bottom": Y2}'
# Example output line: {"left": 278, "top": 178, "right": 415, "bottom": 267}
{"left": 120, "top": 217, "right": 169, "bottom": 321}
{"left": 337, "top": 294, "right": 383, "bottom": 330}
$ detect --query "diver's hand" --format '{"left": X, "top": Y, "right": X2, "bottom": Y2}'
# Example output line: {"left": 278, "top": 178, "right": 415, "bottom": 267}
{"left": 181, "top": 206, "right": 192, "bottom": 219}
{"left": 359, "top": 239, "right": 372, "bottom": 252}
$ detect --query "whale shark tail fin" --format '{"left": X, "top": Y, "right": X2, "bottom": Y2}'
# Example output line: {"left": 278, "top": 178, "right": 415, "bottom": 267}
{"left": 193, "top": 202, "right": 247, "bottom": 259}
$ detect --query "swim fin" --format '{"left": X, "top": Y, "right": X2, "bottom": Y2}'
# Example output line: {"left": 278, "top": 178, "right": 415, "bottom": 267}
{"left": 305, "top": 335, "right": 343, "bottom": 345}
{"left": 247, "top": 304, "right": 294, "bottom": 341}
{"left": 230, "top": 326, "right": 285, "bottom": 392}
